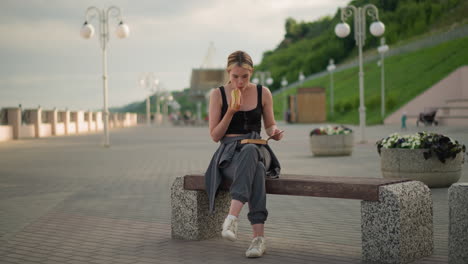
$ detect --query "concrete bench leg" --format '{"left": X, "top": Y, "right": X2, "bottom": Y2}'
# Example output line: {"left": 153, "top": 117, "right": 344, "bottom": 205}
{"left": 361, "top": 181, "right": 433, "bottom": 264}
{"left": 449, "top": 183, "right": 468, "bottom": 264}
{"left": 171, "top": 176, "right": 230, "bottom": 240}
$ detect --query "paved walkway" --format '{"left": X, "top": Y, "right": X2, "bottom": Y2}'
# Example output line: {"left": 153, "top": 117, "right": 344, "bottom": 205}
{"left": 0, "top": 123, "right": 467, "bottom": 264}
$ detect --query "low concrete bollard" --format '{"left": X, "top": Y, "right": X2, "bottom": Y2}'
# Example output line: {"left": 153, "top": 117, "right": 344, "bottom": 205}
{"left": 171, "top": 176, "right": 230, "bottom": 240}
{"left": 361, "top": 181, "right": 433, "bottom": 264}
{"left": 449, "top": 183, "right": 468, "bottom": 264}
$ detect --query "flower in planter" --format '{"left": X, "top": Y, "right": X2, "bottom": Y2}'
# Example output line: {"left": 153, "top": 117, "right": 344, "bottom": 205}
{"left": 376, "top": 132, "right": 466, "bottom": 163}
{"left": 310, "top": 125, "right": 353, "bottom": 136}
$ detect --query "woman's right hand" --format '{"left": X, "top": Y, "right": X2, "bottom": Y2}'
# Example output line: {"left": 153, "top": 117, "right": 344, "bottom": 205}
{"left": 228, "top": 89, "right": 241, "bottom": 114}
{"left": 228, "top": 101, "right": 241, "bottom": 115}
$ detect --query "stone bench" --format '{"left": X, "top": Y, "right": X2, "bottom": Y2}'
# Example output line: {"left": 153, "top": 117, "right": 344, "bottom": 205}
{"left": 171, "top": 174, "right": 433, "bottom": 264}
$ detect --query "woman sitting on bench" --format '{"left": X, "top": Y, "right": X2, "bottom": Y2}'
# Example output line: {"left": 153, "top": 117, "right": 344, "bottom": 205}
{"left": 204, "top": 50, "right": 283, "bottom": 258}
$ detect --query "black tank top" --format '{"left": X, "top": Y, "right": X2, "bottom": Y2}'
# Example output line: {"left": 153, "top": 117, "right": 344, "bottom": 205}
{"left": 220, "top": 84, "right": 262, "bottom": 134}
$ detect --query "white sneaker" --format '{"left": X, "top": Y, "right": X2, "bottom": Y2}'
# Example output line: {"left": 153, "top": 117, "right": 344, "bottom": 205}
{"left": 245, "top": 236, "right": 266, "bottom": 258}
{"left": 221, "top": 217, "right": 238, "bottom": 241}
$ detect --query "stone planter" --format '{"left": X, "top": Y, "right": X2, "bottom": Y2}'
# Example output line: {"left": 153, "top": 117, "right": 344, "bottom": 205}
{"left": 380, "top": 148, "right": 464, "bottom": 188}
{"left": 309, "top": 134, "right": 354, "bottom": 156}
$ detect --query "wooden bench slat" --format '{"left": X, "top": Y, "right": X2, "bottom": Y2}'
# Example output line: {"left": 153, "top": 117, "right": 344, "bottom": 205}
{"left": 183, "top": 174, "right": 411, "bottom": 201}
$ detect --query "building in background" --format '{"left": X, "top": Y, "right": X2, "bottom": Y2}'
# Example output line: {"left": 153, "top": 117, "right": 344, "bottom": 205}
{"left": 189, "top": 42, "right": 229, "bottom": 122}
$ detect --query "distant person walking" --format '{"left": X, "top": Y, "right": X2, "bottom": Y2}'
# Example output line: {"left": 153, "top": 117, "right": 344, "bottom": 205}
{"left": 204, "top": 50, "right": 283, "bottom": 258}
{"left": 401, "top": 111, "right": 407, "bottom": 130}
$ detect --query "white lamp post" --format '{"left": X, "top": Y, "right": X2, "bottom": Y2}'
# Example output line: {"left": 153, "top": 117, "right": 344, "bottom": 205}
{"left": 159, "top": 94, "right": 165, "bottom": 125}
{"left": 378, "top": 37, "right": 389, "bottom": 118}
{"left": 281, "top": 77, "right": 288, "bottom": 118}
{"left": 252, "top": 71, "right": 273, "bottom": 86}
{"left": 158, "top": 90, "right": 172, "bottom": 125}
{"left": 166, "top": 95, "right": 173, "bottom": 121}
{"left": 139, "top": 78, "right": 151, "bottom": 126}
{"left": 81, "top": 6, "right": 129, "bottom": 147}
{"left": 154, "top": 79, "right": 161, "bottom": 124}
{"left": 139, "top": 73, "right": 159, "bottom": 126}
{"left": 335, "top": 4, "right": 385, "bottom": 143}
{"left": 281, "top": 77, "right": 288, "bottom": 89}
{"left": 327, "top": 59, "right": 336, "bottom": 116}
{"left": 298, "top": 71, "right": 305, "bottom": 84}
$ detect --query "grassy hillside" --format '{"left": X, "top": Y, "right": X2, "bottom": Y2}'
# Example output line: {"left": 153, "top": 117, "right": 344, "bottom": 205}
{"left": 273, "top": 36, "right": 468, "bottom": 125}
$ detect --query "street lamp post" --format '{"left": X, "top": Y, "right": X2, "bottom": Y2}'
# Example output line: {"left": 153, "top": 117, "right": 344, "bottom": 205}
{"left": 145, "top": 91, "right": 151, "bottom": 126}
{"left": 139, "top": 73, "right": 159, "bottom": 126}
{"left": 155, "top": 83, "right": 162, "bottom": 124}
{"left": 281, "top": 77, "right": 288, "bottom": 119}
{"left": 281, "top": 77, "right": 288, "bottom": 89}
{"left": 298, "top": 71, "right": 305, "bottom": 85}
{"left": 327, "top": 59, "right": 336, "bottom": 116}
{"left": 190, "top": 90, "right": 205, "bottom": 124}
{"left": 158, "top": 90, "right": 173, "bottom": 125}
{"left": 378, "top": 37, "right": 389, "bottom": 118}
{"left": 166, "top": 95, "right": 173, "bottom": 122}
{"left": 252, "top": 71, "right": 273, "bottom": 86}
{"left": 335, "top": 4, "right": 385, "bottom": 143}
{"left": 81, "top": 6, "right": 130, "bottom": 147}
{"left": 139, "top": 76, "right": 151, "bottom": 126}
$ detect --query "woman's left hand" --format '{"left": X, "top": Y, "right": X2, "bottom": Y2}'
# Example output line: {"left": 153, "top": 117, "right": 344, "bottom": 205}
{"left": 270, "top": 129, "right": 284, "bottom": 141}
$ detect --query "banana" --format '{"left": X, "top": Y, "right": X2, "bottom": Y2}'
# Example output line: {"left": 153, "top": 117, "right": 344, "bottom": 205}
{"left": 231, "top": 89, "right": 241, "bottom": 109}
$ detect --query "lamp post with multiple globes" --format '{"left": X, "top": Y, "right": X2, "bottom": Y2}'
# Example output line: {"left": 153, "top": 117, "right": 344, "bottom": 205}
{"left": 80, "top": 6, "right": 130, "bottom": 147}
{"left": 252, "top": 71, "right": 273, "bottom": 86}
{"left": 139, "top": 73, "right": 159, "bottom": 126}
{"left": 334, "top": 4, "right": 385, "bottom": 143}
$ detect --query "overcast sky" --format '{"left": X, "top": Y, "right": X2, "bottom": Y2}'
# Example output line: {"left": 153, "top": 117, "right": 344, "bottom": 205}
{"left": 0, "top": 0, "right": 348, "bottom": 111}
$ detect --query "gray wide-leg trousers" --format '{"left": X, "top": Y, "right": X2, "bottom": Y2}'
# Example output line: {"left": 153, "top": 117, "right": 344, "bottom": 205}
{"left": 220, "top": 144, "right": 269, "bottom": 224}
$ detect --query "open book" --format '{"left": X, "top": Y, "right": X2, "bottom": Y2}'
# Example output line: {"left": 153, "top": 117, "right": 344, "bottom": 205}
{"left": 240, "top": 130, "right": 284, "bottom": 145}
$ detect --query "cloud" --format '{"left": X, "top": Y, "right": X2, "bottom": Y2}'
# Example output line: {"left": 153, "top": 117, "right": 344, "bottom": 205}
{"left": 0, "top": 20, "right": 81, "bottom": 53}
{"left": 0, "top": 0, "right": 218, "bottom": 23}
{"left": 0, "top": 73, "right": 97, "bottom": 86}
{"left": 0, "top": 0, "right": 347, "bottom": 110}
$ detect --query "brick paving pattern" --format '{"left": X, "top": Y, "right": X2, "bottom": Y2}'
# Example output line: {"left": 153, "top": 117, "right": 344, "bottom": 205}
{"left": 0, "top": 123, "right": 466, "bottom": 263}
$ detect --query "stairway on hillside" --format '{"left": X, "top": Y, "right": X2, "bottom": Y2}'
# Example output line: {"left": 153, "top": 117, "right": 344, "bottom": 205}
{"left": 384, "top": 66, "right": 468, "bottom": 126}
{"left": 437, "top": 98, "right": 468, "bottom": 126}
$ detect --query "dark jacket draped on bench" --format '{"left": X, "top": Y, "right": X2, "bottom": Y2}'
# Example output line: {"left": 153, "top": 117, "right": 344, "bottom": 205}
{"left": 204, "top": 131, "right": 281, "bottom": 213}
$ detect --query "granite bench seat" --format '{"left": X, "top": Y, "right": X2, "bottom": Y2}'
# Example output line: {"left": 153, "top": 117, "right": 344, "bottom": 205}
{"left": 171, "top": 174, "right": 433, "bottom": 264}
